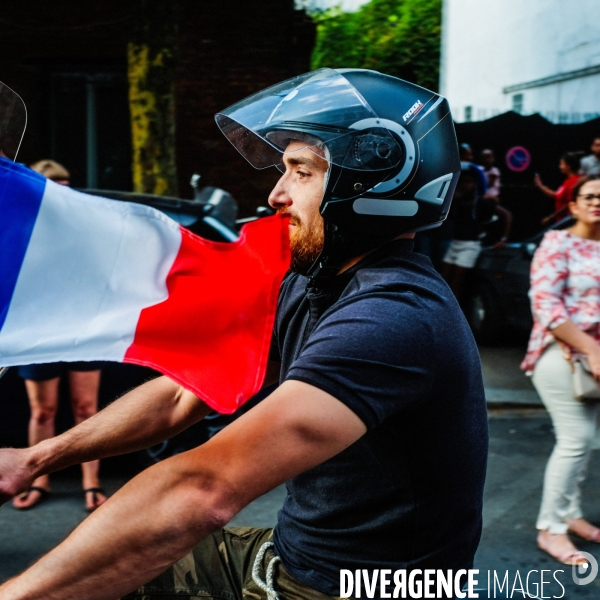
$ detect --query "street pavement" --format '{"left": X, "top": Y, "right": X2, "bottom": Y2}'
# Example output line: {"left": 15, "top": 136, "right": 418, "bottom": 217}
{"left": 1, "top": 343, "right": 600, "bottom": 598}
{"left": 480, "top": 345, "right": 541, "bottom": 406}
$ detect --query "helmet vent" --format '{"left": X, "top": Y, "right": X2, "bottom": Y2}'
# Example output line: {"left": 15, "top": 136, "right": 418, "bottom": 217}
{"left": 353, "top": 198, "right": 418, "bottom": 217}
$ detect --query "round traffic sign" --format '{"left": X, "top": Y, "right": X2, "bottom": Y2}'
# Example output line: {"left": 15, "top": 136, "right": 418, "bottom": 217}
{"left": 505, "top": 146, "right": 531, "bottom": 172}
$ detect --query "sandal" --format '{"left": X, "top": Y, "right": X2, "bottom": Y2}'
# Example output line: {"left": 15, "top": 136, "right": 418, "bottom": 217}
{"left": 13, "top": 486, "right": 51, "bottom": 510}
{"left": 84, "top": 487, "right": 107, "bottom": 512}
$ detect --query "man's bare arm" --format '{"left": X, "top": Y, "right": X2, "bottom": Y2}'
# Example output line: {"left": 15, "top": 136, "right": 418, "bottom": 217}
{"left": 0, "top": 379, "right": 366, "bottom": 600}
{"left": 0, "top": 376, "right": 210, "bottom": 503}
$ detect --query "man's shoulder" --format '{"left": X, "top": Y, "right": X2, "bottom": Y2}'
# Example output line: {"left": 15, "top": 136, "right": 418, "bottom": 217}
{"left": 333, "top": 252, "right": 455, "bottom": 332}
{"left": 278, "top": 246, "right": 449, "bottom": 318}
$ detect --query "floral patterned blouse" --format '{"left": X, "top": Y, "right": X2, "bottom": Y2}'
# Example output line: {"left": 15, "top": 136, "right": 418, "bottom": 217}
{"left": 521, "top": 230, "right": 600, "bottom": 374}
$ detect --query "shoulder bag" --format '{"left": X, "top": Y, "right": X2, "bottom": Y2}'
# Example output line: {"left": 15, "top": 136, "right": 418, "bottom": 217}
{"left": 573, "top": 356, "right": 600, "bottom": 402}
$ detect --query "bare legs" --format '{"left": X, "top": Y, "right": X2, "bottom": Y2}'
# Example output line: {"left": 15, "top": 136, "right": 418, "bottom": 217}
{"left": 533, "top": 344, "right": 600, "bottom": 563}
{"left": 13, "top": 370, "right": 107, "bottom": 510}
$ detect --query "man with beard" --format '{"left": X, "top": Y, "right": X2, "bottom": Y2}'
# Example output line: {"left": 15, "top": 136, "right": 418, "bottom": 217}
{"left": 0, "top": 69, "right": 487, "bottom": 600}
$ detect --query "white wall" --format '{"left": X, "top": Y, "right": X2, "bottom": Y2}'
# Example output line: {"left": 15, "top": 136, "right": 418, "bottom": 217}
{"left": 440, "top": 0, "right": 600, "bottom": 123}
{"left": 295, "top": 0, "right": 371, "bottom": 13}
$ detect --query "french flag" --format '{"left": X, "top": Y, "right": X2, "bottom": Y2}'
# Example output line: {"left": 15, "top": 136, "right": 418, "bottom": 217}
{"left": 0, "top": 158, "right": 290, "bottom": 413}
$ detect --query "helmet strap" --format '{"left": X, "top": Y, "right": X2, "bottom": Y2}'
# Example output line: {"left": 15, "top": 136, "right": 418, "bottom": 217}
{"left": 306, "top": 221, "right": 344, "bottom": 289}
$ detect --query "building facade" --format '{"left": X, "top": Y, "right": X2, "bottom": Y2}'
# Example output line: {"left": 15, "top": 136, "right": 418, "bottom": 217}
{"left": 440, "top": 0, "right": 600, "bottom": 123}
{"left": 1, "top": 1, "right": 314, "bottom": 213}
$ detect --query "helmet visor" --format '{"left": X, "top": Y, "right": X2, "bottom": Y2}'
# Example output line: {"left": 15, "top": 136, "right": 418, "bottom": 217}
{"left": 215, "top": 68, "right": 402, "bottom": 172}
{"left": 0, "top": 82, "right": 26, "bottom": 161}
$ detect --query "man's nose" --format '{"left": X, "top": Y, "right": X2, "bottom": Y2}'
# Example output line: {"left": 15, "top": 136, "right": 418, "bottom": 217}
{"left": 268, "top": 175, "right": 292, "bottom": 210}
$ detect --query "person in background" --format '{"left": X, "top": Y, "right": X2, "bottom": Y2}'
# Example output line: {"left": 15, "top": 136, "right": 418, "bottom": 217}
{"left": 521, "top": 175, "right": 600, "bottom": 565}
{"left": 443, "top": 162, "right": 512, "bottom": 305}
{"left": 481, "top": 149, "right": 501, "bottom": 200}
{"left": 459, "top": 143, "right": 487, "bottom": 197}
{"left": 579, "top": 137, "right": 600, "bottom": 176}
{"left": 414, "top": 143, "right": 489, "bottom": 271}
{"left": 12, "top": 159, "right": 108, "bottom": 512}
{"left": 534, "top": 152, "right": 582, "bottom": 225}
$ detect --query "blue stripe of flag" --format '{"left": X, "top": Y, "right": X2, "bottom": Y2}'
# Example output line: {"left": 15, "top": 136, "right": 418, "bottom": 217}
{"left": 0, "top": 159, "right": 46, "bottom": 331}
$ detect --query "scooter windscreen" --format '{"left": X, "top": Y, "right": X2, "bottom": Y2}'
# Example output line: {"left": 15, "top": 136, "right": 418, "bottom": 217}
{"left": 215, "top": 68, "right": 403, "bottom": 174}
{"left": 0, "top": 82, "right": 26, "bottom": 162}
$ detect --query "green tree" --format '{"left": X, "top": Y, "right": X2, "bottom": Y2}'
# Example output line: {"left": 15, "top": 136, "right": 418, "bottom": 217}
{"left": 310, "top": 0, "right": 442, "bottom": 92}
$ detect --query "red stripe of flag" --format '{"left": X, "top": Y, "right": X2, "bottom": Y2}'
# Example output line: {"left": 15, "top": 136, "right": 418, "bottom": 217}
{"left": 124, "top": 214, "right": 290, "bottom": 413}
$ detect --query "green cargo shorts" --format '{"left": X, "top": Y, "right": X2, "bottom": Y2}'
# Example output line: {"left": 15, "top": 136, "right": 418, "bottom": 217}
{"left": 122, "top": 526, "right": 347, "bottom": 600}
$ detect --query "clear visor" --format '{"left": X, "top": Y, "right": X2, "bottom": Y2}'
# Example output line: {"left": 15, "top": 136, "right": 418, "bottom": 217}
{"left": 215, "top": 68, "right": 401, "bottom": 172}
{"left": 0, "top": 82, "right": 26, "bottom": 161}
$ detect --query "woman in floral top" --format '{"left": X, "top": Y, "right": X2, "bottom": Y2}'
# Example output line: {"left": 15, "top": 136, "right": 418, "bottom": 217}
{"left": 522, "top": 175, "right": 600, "bottom": 565}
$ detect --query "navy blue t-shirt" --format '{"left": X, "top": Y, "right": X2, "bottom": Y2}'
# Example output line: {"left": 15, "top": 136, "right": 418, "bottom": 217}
{"left": 270, "top": 240, "right": 488, "bottom": 596}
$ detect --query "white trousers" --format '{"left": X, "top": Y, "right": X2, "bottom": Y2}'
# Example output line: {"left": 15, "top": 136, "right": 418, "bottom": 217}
{"left": 533, "top": 343, "right": 600, "bottom": 533}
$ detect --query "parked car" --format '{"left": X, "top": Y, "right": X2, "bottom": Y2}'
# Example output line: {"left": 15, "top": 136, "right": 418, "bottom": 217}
{"left": 465, "top": 217, "right": 574, "bottom": 344}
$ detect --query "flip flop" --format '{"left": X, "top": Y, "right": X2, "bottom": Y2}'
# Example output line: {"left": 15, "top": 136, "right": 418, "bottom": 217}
{"left": 13, "top": 486, "right": 51, "bottom": 510}
{"left": 84, "top": 487, "right": 106, "bottom": 512}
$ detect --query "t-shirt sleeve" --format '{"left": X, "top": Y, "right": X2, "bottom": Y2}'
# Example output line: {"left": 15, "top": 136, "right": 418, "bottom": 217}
{"left": 283, "top": 290, "right": 435, "bottom": 430}
{"left": 529, "top": 231, "right": 570, "bottom": 330}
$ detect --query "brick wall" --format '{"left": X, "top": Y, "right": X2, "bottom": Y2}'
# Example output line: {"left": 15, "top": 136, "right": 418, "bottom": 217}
{"left": 0, "top": 0, "right": 315, "bottom": 213}
{"left": 0, "top": 1, "right": 133, "bottom": 165}
{"left": 174, "top": 0, "right": 315, "bottom": 212}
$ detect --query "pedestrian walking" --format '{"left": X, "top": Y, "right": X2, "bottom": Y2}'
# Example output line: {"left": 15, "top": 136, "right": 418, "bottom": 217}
{"left": 521, "top": 174, "right": 600, "bottom": 565}
{"left": 442, "top": 162, "right": 512, "bottom": 305}
{"left": 534, "top": 152, "right": 582, "bottom": 225}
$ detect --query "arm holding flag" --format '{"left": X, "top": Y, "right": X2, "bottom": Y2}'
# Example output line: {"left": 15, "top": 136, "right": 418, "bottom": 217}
{"left": 0, "top": 380, "right": 366, "bottom": 600}
{"left": 0, "top": 359, "right": 282, "bottom": 504}
{"left": 0, "top": 156, "right": 291, "bottom": 500}
{"left": 0, "top": 376, "right": 209, "bottom": 504}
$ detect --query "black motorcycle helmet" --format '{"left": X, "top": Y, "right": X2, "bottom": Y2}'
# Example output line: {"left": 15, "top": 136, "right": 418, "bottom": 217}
{"left": 216, "top": 68, "right": 460, "bottom": 281}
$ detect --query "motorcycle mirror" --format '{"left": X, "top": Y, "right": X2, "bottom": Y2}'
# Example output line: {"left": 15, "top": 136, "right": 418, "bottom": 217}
{"left": 0, "top": 81, "right": 27, "bottom": 161}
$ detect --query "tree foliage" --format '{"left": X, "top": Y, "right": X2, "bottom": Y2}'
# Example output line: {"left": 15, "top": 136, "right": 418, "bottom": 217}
{"left": 310, "top": 0, "right": 442, "bottom": 92}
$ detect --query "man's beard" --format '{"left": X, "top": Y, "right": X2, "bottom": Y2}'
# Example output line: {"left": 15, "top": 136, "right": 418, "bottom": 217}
{"left": 284, "top": 212, "right": 325, "bottom": 275}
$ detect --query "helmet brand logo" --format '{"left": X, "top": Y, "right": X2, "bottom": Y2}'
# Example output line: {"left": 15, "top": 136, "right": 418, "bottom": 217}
{"left": 403, "top": 100, "right": 424, "bottom": 122}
